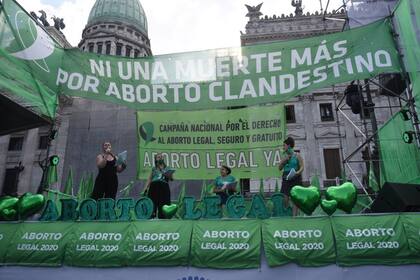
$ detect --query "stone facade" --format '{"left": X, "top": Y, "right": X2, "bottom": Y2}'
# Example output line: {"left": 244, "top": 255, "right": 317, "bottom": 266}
{"left": 241, "top": 3, "right": 400, "bottom": 192}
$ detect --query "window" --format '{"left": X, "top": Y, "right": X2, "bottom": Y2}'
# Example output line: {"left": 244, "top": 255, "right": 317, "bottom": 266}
{"left": 97, "top": 43, "right": 103, "bottom": 54}
{"left": 320, "top": 103, "right": 334, "bottom": 122}
{"left": 8, "top": 137, "right": 24, "bottom": 151}
{"left": 88, "top": 43, "right": 94, "bottom": 53}
{"left": 323, "top": 148, "right": 342, "bottom": 179}
{"left": 38, "top": 135, "right": 49, "bottom": 150}
{"left": 134, "top": 49, "right": 140, "bottom": 58}
{"left": 285, "top": 105, "right": 296, "bottom": 123}
{"left": 125, "top": 46, "right": 132, "bottom": 57}
{"left": 105, "top": 42, "right": 111, "bottom": 55}
{"left": 116, "top": 43, "right": 122, "bottom": 56}
{"left": 2, "top": 168, "right": 19, "bottom": 196}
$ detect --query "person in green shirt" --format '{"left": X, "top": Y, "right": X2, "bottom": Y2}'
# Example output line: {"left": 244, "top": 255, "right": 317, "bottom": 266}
{"left": 145, "top": 153, "right": 174, "bottom": 219}
{"left": 213, "top": 165, "right": 236, "bottom": 205}
{"left": 279, "top": 137, "right": 304, "bottom": 216}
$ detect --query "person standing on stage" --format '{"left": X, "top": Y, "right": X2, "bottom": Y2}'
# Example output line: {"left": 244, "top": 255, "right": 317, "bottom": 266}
{"left": 145, "top": 153, "right": 174, "bottom": 219}
{"left": 91, "top": 142, "right": 126, "bottom": 200}
{"left": 213, "top": 165, "right": 237, "bottom": 205}
{"left": 279, "top": 137, "right": 304, "bottom": 216}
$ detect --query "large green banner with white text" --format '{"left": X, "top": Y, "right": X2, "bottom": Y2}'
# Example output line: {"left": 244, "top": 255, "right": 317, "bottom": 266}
{"left": 128, "top": 220, "right": 193, "bottom": 266}
{"left": 4, "top": 222, "right": 73, "bottom": 266}
{"left": 64, "top": 222, "right": 132, "bottom": 267}
{"left": 0, "top": 0, "right": 401, "bottom": 114}
{"left": 136, "top": 104, "right": 285, "bottom": 179}
{"left": 1, "top": 214, "right": 420, "bottom": 268}
{"left": 331, "top": 215, "right": 414, "bottom": 266}
{"left": 262, "top": 217, "right": 335, "bottom": 267}
{"left": 190, "top": 220, "right": 261, "bottom": 269}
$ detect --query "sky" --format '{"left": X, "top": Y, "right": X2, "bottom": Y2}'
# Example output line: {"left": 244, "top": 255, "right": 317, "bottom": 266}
{"left": 18, "top": 0, "right": 345, "bottom": 55}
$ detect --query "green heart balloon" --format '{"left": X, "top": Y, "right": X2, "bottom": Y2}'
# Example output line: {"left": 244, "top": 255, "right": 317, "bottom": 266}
{"left": 290, "top": 186, "right": 321, "bottom": 215}
{"left": 321, "top": 199, "right": 338, "bottom": 216}
{"left": 326, "top": 182, "right": 357, "bottom": 213}
{"left": 17, "top": 193, "right": 46, "bottom": 219}
{"left": 162, "top": 204, "right": 178, "bottom": 219}
{"left": 1, "top": 208, "right": 17, "bottom": 220}
{"left": 0, "top": 197, "right": 19, "bottom": 220}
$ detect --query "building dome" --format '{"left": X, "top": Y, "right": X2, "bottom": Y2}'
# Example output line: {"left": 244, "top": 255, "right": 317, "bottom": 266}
{"left": 87, "top": 0, "right": 148, "bottom": 35}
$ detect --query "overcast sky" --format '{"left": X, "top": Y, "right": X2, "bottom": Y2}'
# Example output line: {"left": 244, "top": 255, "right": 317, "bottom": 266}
{"left": 18, "top": 0, "right": 345, "bottom": 55}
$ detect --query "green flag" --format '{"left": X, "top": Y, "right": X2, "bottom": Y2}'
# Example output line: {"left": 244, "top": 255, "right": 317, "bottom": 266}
{"left": 368, "top": 162, "right": 379, "bottom": 192}
{"left": 259, "top": 178, "right": 265, "bottom": 196}
{"left": 46, "top": 165, "right": 58, "bottom": 186}
{"left": 76, "top": 174, "right": 85, "bottom": 200}
{"left": 84, "top": 172, "right": 94, "bottom": 199}
{"left": 310, "top": 173, "right": 321, "bottom": 189}
{"left": 63, "top": 167, "right": 74, "bottom": 195}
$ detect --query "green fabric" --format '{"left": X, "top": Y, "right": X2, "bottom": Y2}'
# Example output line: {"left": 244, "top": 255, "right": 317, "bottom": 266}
{"left": 190, "top": 219, "right": 261, "bottom": 268}
{"left": 151, "top": 166, "right": 173, "bottom": 183}
{"left": 128, "top": 220, "right": 192, "bottom": 266}
{"left": 0, "top": 222, "right": 20, "bottom": 264}
{"left": 64, "top": 221, "right": 131, "bottom": 267}
{"left": 63, "top": 167, "right": 74, "bottom": 195}
{"left": 262, "top": 217, "right": 336, "bottom": 267}
{"left": 283, "top": 152, "right": 299, "bottom": 174}
{"left": 394, "top": 0, "right": 420, "bottom": 112}
{"left": 331, "top": 214, "right": 414, "bottom": 266}
{"left": 0, "top": 213, "right": 420, "bottom": 267}
{"left": 0, "top": 1, "right": 402, "bottom": 112}
{"left": 379, "top": 112, "right": 420, "bottom": 185}
{"left": 4, "top": 222, "right": 73, "bottom": 266}
{"left": 137, "top": 104, "right": 286, "bottom": 179}
{"left": 400, "top": 213, "right": 420, "bottom": 262}
{"left": 310, "top": 173, "right": 321, "bottom": 189}
{"left": 214, "top": 175, "right": 236, "bottom": 189}
{"left": 46, "top": 165, "right": 58, "bottom": 187}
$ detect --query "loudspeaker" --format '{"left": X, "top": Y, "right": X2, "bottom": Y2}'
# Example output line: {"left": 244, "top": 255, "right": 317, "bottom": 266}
{"left": 370, "top": 182, "right": 420, "bottom": 213}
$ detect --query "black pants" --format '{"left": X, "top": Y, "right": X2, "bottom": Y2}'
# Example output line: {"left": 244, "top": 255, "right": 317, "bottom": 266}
{"left": 281, "top": 175, "right": 302, "bottom": 196}
{"left": 91, "top": 174, "right": 118, "bottom": 200}
{"left": 147, "top": 181, "right": 171, "bottom": 219}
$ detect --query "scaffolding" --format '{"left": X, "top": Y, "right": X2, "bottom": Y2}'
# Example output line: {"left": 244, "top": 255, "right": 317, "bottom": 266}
{"left": 321, "top": 0, "right": 420, "bottom": 210}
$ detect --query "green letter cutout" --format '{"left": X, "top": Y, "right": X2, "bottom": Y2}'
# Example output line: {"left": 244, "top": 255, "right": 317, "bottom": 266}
{"left": 134, "top": 197, "right": 153, "bottom": 220}
{"left": 60, "top": 199, "right": 78, "bottom": 221}
{"left": 203, "top": 196, "right": 222, "bottom": 219}
{"left": 116, "top": 198, "right": 134, "bottom": 221}
{"left": 226, "top": 195, "right": 246, "bottom": 218}
{"left": 79, "top": 199, "right": 97, "bottom": 221}
{"left": 271, "top": 193, "right": 289, "bottom": 217}
{"left": 97, "top": 198, "right": 117, "bottom": 221}
{"left": 247, "top": 194, "right": 270, "bottom": 219}
{"left": 183, "top": 197, "right": 202, "bottom": 220}
{"left": 39, "top": 200, "right": 58, "bottom": 221}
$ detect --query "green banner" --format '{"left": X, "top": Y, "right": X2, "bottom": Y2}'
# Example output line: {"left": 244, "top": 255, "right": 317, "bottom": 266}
{"left": 4, "top": 222, "right": 73, "bottom": 266}
{"left": 128, "top": 220, "right": 193, "bottom": 266}
{"left": 64, "top": 222, "right": 131, "bottom": 267}
{"left": 0, "top": 0, "right": 61, "bottom": 118}
{"left": 393, "top": 0, "right": 420, "bottom": 112}
{"left": 0, "top": 222, "right": 20, "bottom": 264}
{"left": 331, "top": 214, "right": 414, "bottom": 266}
{"left": 262, "top": 217, "right": 335, "bottom": 267}
{"left": 401, "top": 214, "right": 420, "bottom": 262}
{"left": 190, "top": 220, "right": 261, "bottom": 269}
{"left": 0, "top": 0, "right": 401, "bottom": 112}
{"left": 137, "top": 104, "right": 285, "bottom": 179}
